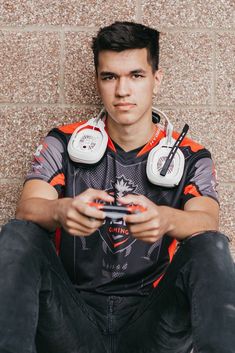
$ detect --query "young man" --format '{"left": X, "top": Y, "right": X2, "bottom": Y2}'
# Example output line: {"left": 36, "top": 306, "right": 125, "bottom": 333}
{"left": 0, "top": 21, "right": 234, "bottom": 353}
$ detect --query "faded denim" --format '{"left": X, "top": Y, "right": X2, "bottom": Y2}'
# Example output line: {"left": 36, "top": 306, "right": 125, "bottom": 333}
{"left": 0, "top": 219, "right": 234, "bottom": 353}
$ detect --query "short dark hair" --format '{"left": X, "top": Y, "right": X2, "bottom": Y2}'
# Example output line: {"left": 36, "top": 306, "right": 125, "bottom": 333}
{"left": 91, "top": 21, "right": 160, "bottom": 74}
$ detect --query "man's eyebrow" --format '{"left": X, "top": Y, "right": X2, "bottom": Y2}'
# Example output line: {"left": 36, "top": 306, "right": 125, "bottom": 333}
{"left": 130, "top": 69, "right": 147, "bottom": 74}
{"left": 99, "top": 71, "right": 117, "bottom": 77}
{"left": 99, "top": 69, "right": 147, "bottom": 77}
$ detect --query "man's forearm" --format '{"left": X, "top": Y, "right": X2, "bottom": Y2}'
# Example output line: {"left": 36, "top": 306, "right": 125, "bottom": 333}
{"left": 163, "top": 206, "right": 219, "bottom": 240}
{"left": 16, "top": 198, "right": 61, "bottom": 231}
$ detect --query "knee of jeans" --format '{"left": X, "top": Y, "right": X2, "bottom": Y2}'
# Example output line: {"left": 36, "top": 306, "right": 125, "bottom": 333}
{"left": 175, "top": 231, "right": 234, "bottom": 298}
{"left": 189, "top": 230, "right": 228, "bottom": 250}
{"left": 0, "top": 219, "right": 53, "bottom": 259}
{"left": 181, "top": 231, "right": 233, "bottom": 269}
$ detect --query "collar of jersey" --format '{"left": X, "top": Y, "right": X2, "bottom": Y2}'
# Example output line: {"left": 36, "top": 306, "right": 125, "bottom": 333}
{"left": 106, "top": 124, "right": 166, "bottom": 157}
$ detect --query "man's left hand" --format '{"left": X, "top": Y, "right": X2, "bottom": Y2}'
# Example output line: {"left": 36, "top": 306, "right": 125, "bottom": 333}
{"left": 119, "top": 194, "right": 173, "bottom": 243}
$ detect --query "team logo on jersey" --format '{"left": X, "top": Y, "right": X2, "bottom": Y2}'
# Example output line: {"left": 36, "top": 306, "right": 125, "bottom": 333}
{"left": 98, "top": 175, "right": 138, "bottom": 254}
{"left": 33, "top": 141, "right": 48, "bottom": 163}
{"left": 111, "top": 176, "right": 137, "bottom": 198}
{"left": 34, "top": 144, "right": 44, "bottom": 157}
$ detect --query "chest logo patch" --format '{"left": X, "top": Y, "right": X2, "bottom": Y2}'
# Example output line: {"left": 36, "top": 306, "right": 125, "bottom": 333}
{"left": 98, "top": 176, "right": 138, "bottom": 254}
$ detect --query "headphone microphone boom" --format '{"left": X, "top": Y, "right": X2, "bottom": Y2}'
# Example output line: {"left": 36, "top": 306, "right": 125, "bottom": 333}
{"left": 67, "top": 107, "right": 189, "bottom": 188}
{"left": 146, "top": 111, "right": 189, "bottom": 187}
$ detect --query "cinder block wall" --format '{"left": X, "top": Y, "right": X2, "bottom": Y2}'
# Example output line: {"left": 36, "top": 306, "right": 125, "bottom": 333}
{"left": 0, "top": 1, "right": 234, "bottom": 255}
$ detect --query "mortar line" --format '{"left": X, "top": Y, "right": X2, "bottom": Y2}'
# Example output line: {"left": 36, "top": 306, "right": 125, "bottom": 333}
{"left": 135, "top": 0, "right": 143, "bottom": 22}
{"left": 219, "top": 182, "right": 235, "bottom": 187}
{"left": 0, "top": 103, "right": 234, "bottom": 110}
{"left": 59, "top": 31, "right": 65, "bottom": 105}
{"left": 153, "top": 27, "right": 235, "bottom": 34}
{"left": 0, "top": 178, "right": 24, "bottom": 184}
{"left": 211, "top": 31, "right": 217, "bottom": 111}
{"left": 152, "top": 105, "right": 235, "bottom": 110}
{"left": 0, "top": 25, "right": 234, "bottom": 34}
{"left": 0, "top": 25, "right": 99, "bottom": 33}
{"left": 0, "top": 103, "right": 101, "bottom": 108}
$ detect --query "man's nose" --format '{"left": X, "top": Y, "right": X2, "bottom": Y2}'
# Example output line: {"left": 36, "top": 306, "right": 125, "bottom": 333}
{"left": 115, "top": 77, "right": 131, "bottom": 97}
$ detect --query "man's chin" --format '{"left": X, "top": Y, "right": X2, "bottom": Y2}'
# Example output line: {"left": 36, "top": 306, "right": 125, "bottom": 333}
{"left": 108, "top": 114, "right": 138, "bottom": 126}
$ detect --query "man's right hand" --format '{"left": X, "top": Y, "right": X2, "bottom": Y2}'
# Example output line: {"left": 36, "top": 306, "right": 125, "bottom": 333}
{"left": 16, "top": 180, "right": 114, "bottom": 236}
{"left": 54, "top": 189, "right": 114, "bottom": 236}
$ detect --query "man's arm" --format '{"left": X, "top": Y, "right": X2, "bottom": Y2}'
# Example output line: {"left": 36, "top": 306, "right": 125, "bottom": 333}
{"left": 16, "top": 180, "right": 61, "bottom": 231}
{"left": 120, "top": 194, "right": 219, "bottom": 243}
{"left": 16, "top": 179, "right": 114, "bottom": 235}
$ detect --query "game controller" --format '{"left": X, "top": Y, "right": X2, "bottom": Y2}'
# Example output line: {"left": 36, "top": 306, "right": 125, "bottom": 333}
{"left": 88, "top": 203, "right": 146, "bottom": 220}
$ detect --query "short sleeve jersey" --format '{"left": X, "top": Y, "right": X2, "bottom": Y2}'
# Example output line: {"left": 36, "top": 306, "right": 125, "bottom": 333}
{"left": 26, "top": 118, "right": 219, "bottom": 296}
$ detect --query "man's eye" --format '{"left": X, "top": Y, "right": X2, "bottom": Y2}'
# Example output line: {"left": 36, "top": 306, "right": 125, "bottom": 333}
{"left": 132, "top": 74, "right": 144, "bottom": 79}
{"left": 101, "top": 76, "right": 115, "bottom": 81}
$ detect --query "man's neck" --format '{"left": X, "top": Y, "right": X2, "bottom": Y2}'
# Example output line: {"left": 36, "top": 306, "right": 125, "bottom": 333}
{"left": 106, "top": 118, "right": 156, "bottom": 152}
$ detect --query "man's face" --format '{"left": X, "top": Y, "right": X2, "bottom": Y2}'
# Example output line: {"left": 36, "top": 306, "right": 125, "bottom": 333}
{"left": 96, "top": 48, "right": 162, "bottom": 126}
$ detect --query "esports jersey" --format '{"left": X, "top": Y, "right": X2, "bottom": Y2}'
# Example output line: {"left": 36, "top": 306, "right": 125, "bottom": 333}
{"left": 26, "top": 118, "right": 219, "bottom": 296}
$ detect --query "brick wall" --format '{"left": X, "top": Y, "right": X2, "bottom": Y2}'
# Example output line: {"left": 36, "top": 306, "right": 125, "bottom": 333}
{"left": 0, "top": 1, "right": 234, "bottom": 255}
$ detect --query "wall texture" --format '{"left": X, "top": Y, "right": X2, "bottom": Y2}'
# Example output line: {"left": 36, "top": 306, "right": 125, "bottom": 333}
{"left": 0, "top": 1, "right": 234, "bottom": 255}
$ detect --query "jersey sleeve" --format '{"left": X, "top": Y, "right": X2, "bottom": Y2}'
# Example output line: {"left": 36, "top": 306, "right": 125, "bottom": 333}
{"left": 25, "top": 134, "right": 66, "bottom": 197}
{"left": 181, "top": 153, "right": 219, "bottom": 207}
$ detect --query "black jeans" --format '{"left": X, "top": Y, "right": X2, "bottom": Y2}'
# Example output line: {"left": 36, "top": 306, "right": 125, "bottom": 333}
{"left": 0, "top": 219, "right": 234, "bottom": 353}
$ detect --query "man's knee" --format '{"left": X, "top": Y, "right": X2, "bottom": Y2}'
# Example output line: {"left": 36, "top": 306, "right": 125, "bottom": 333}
{"left": 0, "top": 219, "right": 54, "bottom": 261}
{"left": 180, "top": 231, "right": 230, "bottom": 257}
{"left": 177, "top": 231, "right": 234, "bottom": 282}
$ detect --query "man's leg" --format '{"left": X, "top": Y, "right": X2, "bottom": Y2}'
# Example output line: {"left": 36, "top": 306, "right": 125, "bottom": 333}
{"left": 115, "top": 231, "right": 235, "bottom": 353}
{"left": 0, "top": 219, "right": 107, "bottom": 353}
{"left": 176, "top": 231, "right": 235, "bottom": 353}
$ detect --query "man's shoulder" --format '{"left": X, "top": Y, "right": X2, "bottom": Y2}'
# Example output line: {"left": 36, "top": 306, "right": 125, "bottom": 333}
{"left": 54, "top": 120, "right": 87, "bottom": 135}
{"left": 47, "top": 120, "right": 87, "bottom": 146}
{"left": 172, "top": 130, "right": 205, "bottom": 153}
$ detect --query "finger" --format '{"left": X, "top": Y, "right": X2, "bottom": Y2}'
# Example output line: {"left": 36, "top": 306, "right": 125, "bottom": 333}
{"left": 133, "top": 236, "right": 161, "bottom": 244}
{"left": 130, "top": 228, "right": 163, "bottom": 243}
{"left": 68, "top": 217, "right": 104, "bottom": 231}
{"left": 131, "top": 229, "right": 162, "bottom": 238}
{"left": 65, "top": 219, "right": 103, "bottom": 236}
{"left": 66, "top": 226, "right": 94, "bottom": 236}
{"left": 78, "top": 188, "right": 114, "bottom": 203}
{"left": 72, "top": 201, "right": 106, "bottom": 221}
{"left": 124, "top": 211, "right": 152, "bottom": 224}
{"left": 127, "top": 219, "right": 160, "bottom": 234}
{"left": 118, "top": 194, "right": 147, "bottom": 207}
{"left": 67, "top": 208, "right": 104, "bottom": 228}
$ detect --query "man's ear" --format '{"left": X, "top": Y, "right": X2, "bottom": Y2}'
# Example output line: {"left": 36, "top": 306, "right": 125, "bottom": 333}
{"left": 153, "top": 68, "right": 163, "bottom": 95}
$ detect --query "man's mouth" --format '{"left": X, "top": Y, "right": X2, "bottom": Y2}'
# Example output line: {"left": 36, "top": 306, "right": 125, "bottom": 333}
{"left": 114, "top": 103, "right": 136, "bottom": 110}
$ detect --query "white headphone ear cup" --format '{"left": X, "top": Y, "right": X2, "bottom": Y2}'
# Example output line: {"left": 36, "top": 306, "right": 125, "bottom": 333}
{"left": 68, "top": 123, "right": 108, "bottom": 164}
{"left": 146, "top": 141, "right": 185, "bottom": 187}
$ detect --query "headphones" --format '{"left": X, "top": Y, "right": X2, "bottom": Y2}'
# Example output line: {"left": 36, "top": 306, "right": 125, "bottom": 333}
{"left": 67, "top": 107, "right": 189, "bottom": 188}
